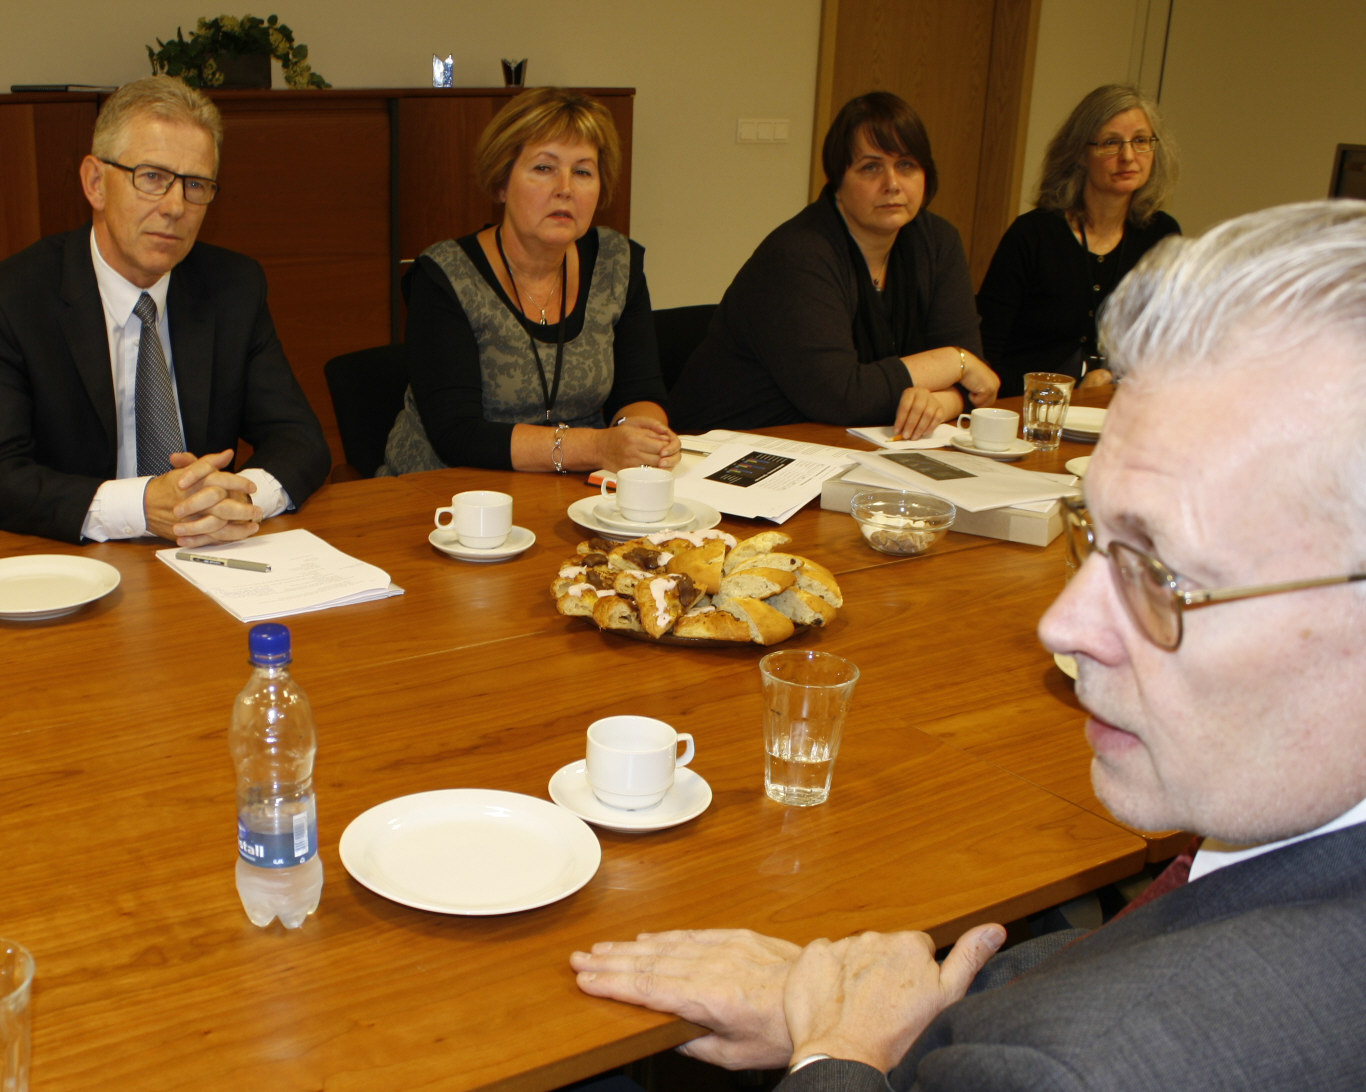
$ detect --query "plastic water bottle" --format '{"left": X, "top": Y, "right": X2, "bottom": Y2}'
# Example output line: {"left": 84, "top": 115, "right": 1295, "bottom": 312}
{"left": 229, "top": 623, "right": 323, "bottom": 928}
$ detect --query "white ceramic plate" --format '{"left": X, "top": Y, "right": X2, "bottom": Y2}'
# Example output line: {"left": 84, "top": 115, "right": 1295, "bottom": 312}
{"left": 592, "top": 500, "right": 694, "bottom": 533}
{"left": 548, "top": 761, "right": 712, "bottom": 833}
{"left": 428, "top": 525, "right": 535, "bottom": 563}
{"left": 1064, "top": 455, "right": 1091, "bottom": 478}
{"left": 567, "top": 496, "right": 722, "bottom": 542}
{"left": 948, "top": 431, "right": 1034, "bottom": 461}
{"left": 0, "top": 555, "right": 121, "bottom": 620}
{"left": 1062, "top": 406, "right": 1107, "bottom": 441}
{"left": 339, "top": 789, "right": 600, "bottom": 915}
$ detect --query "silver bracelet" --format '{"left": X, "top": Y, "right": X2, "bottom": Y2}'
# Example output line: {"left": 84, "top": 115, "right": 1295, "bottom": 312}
{"left": 551, "top": 422, "right": 568, "bottom": 474}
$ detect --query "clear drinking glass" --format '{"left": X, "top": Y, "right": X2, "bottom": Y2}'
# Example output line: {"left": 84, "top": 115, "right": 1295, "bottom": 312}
{"left": 1022, "top": 372, "right": 1076, "bottom": 451}
{"left": 760, "top": 650, "right": 859, "bottom": 806}
{"left": 0, "top": 939, "right": 33, "bottom": 1092}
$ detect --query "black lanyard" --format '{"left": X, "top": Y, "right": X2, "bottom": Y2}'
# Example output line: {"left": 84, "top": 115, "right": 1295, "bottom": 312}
{"left": 495, "top": 226, "right": 568, "bottom": 422}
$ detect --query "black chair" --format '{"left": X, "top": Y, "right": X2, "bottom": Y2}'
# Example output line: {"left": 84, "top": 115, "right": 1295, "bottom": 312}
{"left": 652, "top": 303, "right": 716, "bottom": 392}
{"left": 323, "top": 344, "right": 410, "bottom": 478}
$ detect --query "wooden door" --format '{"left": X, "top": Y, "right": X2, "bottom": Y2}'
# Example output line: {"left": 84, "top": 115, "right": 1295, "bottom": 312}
{"left": 812, "top": 0, "right": 1040, "bottom": 285}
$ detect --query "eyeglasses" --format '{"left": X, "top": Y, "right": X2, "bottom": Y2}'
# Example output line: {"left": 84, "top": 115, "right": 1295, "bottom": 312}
{"left": 1086, "top": 136, "right": 1158, "bottom": 157}
{"left": 99, "top": 159, "right": 219, "bottom": 205}
{"left": 1062, "top": 495, "right": 1366, "bottom": 651}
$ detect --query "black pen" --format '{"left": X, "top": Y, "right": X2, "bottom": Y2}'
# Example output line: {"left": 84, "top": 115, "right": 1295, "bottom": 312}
{"left": 175, "top": 550, "right": 271, "bottom": 573}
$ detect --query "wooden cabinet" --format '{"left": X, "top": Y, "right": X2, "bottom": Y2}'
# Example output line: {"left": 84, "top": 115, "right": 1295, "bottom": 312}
{"left": 0, "top": 87, "right": 635, "bottom": 467}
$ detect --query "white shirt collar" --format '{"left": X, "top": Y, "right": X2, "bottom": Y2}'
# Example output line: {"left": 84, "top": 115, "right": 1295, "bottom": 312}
{"left": 1190, "top": 795, "right": 1366, "bottom": 883}
{"left": 89, "top": 227, "right": 171, "bottom": 328}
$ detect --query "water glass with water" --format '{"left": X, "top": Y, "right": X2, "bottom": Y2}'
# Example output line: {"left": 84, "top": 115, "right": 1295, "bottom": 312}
{"left": 1022, "top": 372, "right": 1076, "bottom": 451}
{"left": 760, "top": 650, "right": 859, "bottom": 806}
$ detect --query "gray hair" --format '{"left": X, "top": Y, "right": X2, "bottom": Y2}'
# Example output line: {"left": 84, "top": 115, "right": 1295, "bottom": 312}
{"left": 92, "top": 76, "right": 224, "bottom": 171}
{"left": 1101, "top": 199, "right": 1366, "bottom": 548}
{"left": 1035, "top": 84, "right": 1177, "bottom": 228}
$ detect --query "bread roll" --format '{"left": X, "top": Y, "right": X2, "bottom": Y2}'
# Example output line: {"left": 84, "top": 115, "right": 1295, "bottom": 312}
{"left": 666, "top": 537, "right": 726, "bottom": 594}
{"left": 556, "top": 582, "right": 615, "bottom": 617}
{"left": 723, "top": 531, "right": 792, "bottom": 574}
{"left": 718, "top": 566, "right": 796, "bottom": 600}
{"left": 767, "top": 587, "right": 836, "bottom": 627}
{"left": 672, "top": 605, "right": 752, "bottom": 642}
{"left": 792, "top": 557, "right": 843, "bottom": 608}
{"left": 593, "top": 594, "right": 643, "bottom": 634}
{"left": 635, "top": 574, "right": 704, "bottom": 639}
{"left": 713, "top": 594, "right": 796, "bottom": 645}
{"left": 729, "top": 551, "right": 803, "bottom": 574}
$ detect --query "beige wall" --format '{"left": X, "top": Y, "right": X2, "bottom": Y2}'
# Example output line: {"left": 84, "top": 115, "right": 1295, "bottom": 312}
{"left": 10, "top": 2, "right": 1366, "bottom": 303}
{"left": 1161, "top": 0, "right": 1366, "bottom": 234}
{"left": 1016, "top": 0, "right": 1366, "bottom": 237}
{"left": 3, "top": 0, "right": 821, "bottom": 307}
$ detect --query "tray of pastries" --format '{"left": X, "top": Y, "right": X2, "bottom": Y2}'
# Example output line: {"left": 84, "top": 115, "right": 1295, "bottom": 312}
{"left": 550, "top": 529, "right": 842, "bottom": 646}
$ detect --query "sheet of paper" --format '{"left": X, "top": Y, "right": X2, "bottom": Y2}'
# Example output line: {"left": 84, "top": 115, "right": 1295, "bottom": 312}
{"left": 850, "top": 449, "right": 1079, "bottom": 512}
{"left": 157, "top": 528, "right": 403, "bottom": 622}
{"left": 673, "top": 434, "right": 857, "bottom": 522}
{"left": 845, "top": 423, "right": 958, "bottom": 450}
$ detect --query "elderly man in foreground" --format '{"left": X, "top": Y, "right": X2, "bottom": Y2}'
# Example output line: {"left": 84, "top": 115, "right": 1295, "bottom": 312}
{"left": 0, "top": 76, "right": 329, "bottom": 545}
{"left": 571, "top": 200, "right": 1366, "bottom": 1089}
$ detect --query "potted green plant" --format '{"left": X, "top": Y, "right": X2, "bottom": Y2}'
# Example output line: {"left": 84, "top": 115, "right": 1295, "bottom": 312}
{"left": 147, "top": 14, "right": 330, "bottom": 89}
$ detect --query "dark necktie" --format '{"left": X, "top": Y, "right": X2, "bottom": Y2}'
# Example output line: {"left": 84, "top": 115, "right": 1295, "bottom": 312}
{"left": 1111, "top": 835, "right": 1203, "bottom": 920}
{"left": 133, "top": 292, "right": 185, "bottom": 477}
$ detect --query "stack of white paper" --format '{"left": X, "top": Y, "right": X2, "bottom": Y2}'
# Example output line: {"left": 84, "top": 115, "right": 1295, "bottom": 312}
{"left": 674, "top": 431, "right": 857, "bottom": 522}
{"left": 157, "top": 528, "right": 403, "bottom": 622}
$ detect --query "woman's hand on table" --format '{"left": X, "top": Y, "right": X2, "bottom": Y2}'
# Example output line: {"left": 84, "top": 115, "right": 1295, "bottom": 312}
{"left": 892, "top": 387, "right": 957, "bottom": 441}
{"left": 571, "top": 928, "right": 801, "bottom": 1069}
{"left": 599, "top": 417, "right": 682, "bottom": 471}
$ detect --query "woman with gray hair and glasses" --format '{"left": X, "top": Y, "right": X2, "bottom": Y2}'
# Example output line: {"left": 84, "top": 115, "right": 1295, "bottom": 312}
{"left": 976, "top": 84, "right": 1180, "bottom": 397}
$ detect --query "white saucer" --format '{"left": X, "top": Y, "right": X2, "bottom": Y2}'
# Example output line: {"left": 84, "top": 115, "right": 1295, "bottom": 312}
{"left": 949, "top": 431, "right": 1034, "bottom": 460}
{"left": 548, "top": 760, "right": 712, "bottom": 833}
{"left": 592, "top": 500, "right": 694, "bottom": 533}
{"left": 1065, "top": 455, "right": 1091, "bottom": 478}
{"left": 428, "top": 525, "right": 535, "bottom": 562}
{"left": 568, "top": 496, "right": 722, "bottom": 542}
{"left": 1062, "top": 406, "right": 1106, "bottom": 441}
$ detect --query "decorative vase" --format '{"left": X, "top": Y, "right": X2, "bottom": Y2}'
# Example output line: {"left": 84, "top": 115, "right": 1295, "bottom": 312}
{"left": 214, "top": 52, "right": 272, "bottom": 89}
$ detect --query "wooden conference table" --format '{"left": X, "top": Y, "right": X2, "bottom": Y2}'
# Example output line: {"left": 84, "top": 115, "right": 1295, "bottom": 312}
{"left": 1, "top": 399, "right": 1163, "bottom": 1091}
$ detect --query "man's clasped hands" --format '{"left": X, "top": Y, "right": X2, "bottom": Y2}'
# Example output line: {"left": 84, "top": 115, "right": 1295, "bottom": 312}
{"left": 143, "top": 448, "right": 264, "bottom": 546}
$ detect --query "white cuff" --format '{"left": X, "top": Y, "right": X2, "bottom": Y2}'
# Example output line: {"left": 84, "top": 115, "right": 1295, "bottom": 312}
{"left": 81, "top": 477, "right": 152, "bottom": 541}
{"left": 240, "top": 468, "right": 291, "bottom": 519}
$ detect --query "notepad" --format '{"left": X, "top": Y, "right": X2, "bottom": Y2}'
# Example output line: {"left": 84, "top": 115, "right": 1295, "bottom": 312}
{"left": 156, "top": 528, "right": 403, "bottom": 621}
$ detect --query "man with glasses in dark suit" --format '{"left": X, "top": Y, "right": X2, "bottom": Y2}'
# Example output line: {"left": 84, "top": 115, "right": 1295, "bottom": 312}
{"left": 571, "top": 200, "right": 1366, "bottom": 1090}
{"left": 0, "top": 76, "right": 328, "bottom": 545}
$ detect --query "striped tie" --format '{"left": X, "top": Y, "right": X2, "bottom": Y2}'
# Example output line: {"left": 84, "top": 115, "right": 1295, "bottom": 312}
{"left": 133, "top": 292, "right": 185, "bottom": 477}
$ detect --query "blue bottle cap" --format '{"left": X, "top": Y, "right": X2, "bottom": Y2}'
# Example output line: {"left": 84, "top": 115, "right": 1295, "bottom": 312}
{"left": 248, "top": 622, "right": 291, "bottom": 665}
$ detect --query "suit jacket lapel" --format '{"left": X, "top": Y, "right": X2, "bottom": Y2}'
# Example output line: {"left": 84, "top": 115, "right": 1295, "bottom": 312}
{"left": 167, "top": 248, "right": 214, "bottom": 454}
{"left": 59, "top": 230, "right": 118, "bottom": 450}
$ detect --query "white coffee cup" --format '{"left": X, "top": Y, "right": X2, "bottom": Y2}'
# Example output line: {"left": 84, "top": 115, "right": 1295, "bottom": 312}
{"left": 434, "top": 490, "right": 513, "bottom": 549}
{"left": 586, "top": 715, "right": 694, "bottom": 810}
{"left": 600, "top": 466, "right": 674, "bottom": 523}
{"left": 956, "top": 407, "right": 1019, "bottom": 452}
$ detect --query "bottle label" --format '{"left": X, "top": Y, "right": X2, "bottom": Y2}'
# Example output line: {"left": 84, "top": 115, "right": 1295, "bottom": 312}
{"left": 237, "top": 799, "right": 318, "bottom": 868}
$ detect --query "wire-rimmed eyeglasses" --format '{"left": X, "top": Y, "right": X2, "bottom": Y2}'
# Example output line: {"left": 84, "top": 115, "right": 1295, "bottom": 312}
{"left": 99, "top": 159, "right": 219, "bottom": 205}
{"left": 1061, "top": 495, "right": 1366, "bottom": 651}
{"left": 1086, "top": 136, "right": 1158, "bottom": 157}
